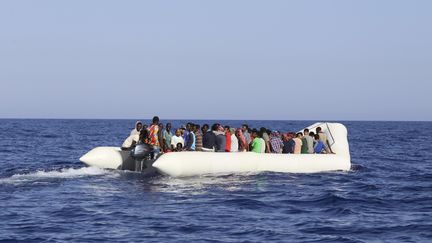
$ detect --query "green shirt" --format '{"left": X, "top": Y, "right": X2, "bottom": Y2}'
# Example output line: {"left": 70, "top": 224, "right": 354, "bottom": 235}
{"left": 301, "top": 137, "right": 309, "bottom": 154}
{"left": 251, "top": 137, "right": 262, "bottom": 153}
{"left": 163, "top": 130, "right": 173, "bottom": 149}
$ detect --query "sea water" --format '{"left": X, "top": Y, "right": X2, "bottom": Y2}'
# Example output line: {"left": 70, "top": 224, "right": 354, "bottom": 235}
{"left": 0, "top": 119, "right": 431, "bottom": 242}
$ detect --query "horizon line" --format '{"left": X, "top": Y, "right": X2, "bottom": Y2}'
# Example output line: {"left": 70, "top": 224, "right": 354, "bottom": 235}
{"left": 0, "top": 117, "right": 430, "bottom": 122}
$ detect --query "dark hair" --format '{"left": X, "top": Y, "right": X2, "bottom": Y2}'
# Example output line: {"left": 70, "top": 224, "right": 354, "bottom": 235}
{"left": 316, "top": 127, "right": 322, "bottom": 133}
{"left": 166, "top": 122, "right": 172, "bottom": 127}
{"left": 202, "top": 124, "right": 209, "bottom": 129}
{"left": 309, "top": 132, "right": 315, "bottom": 137}
{"left": 158, "top": 123, "right": 163, "bottom": 127}
{"left": 252, "top": 129, "right": 260, "bottom": 137}
{"left": 304, "top": 128, "right": 309, "bottom": 133}
{"left": 224, "top": 125, "right": 230, "bottom": 130}
{"left": 266, "top": 129, "right": 271, "bottom": 135}
{"left": 296, "top": 132, "right": 303, "bottom": 137}
{"left": 176, "top": 143, "right": 183, "bottom": 149}
{"left": 211, "top": 124, "right": 219, "bottom": 131}
{"left": 195, "top": 124, "right": 200, "bottom": 129}
{"left": 314, "top": 134, "right": 320, "bottom": 140}
{"left": 152, "top": 116, "right": 159, "bottom": 124}
{"left": 140, "top": 129, "right": 150, "bottom": 142}
{"left": 242, "top": 124, "right": 249, "bottom": 129}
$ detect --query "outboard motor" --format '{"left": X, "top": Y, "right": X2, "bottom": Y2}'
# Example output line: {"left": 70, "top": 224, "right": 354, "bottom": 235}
{"left": 131, "top": 143, "right": 154, "bottom": 172}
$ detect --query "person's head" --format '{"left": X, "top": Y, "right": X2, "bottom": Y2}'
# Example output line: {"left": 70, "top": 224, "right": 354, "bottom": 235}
{"left": 211, "top": 123, "right": 219, "bottom": 131}
{"left": 242, "top": 124, "right": 249, "bottom": 132}
{"left": 309, "top": 131, "right": 315, "bottom": 137}
{"left": 152, "top": 116, "right": 159, "bottom": 125}
{"left": 158, "top": 123, "right": 164, "bottom": 130}
{"left": 135, "top": 121, "right": 143, "bottom": 131}
{"left": 224, "top": 126, "right": 230, "bottom": 133}
{"left": 266, "top": 129, "right": 272, "bottom": 135}
{"left": 252, "top": 129, "right": 259, "bottom": 138}
{"left": 304, "top": 128, "right": 309, "bottom": 135}
{"left": 143, "top": 124, "right": 148, "bottom": 130}
{"left": 166, "top": 123, "right": 172, "bottom": 131}
{"left": 230, "top": 128, "right": 236, "bottom": 135}
{"left": 316, "top": 127, "right": 322, "bottom": 133}
{"left": 186, "top": 123, "right": 193, "bottom": 131}
{"left": 194, "top": 124, "right": 200, "bottom": 133}
{"left": 202, "top": 124, "right": 209, "bottom": 133}
{"left": 296, "top": 132, "right": 303, "bottom": 138}
{"left": 314, "top": 134, "right": 320, "bottom": 140}
{"left": 175, "top": 129, "right": 181, "bottom": 137}
{"left": 176, "top": 143, "right": 183, "bottom": 151}
{"left": 139, "top": 129, "right": 150, "bottom": 143}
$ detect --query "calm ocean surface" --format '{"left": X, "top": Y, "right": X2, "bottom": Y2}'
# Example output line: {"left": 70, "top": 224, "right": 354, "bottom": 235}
{"left": 0, "top": 119, "right": 431, "bottom": 242}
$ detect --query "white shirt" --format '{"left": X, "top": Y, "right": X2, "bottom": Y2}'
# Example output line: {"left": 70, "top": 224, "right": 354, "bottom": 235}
{"left": 122, "top": 134, "right": 139, "bottom": 148}
{"left": 171, "top": 135, "right": 185, "bottom": 148}
{"left": 230, "top": 134, "right": 239, "bottom": 152}
{"left": 260, "top": 138, "right": 266, "bottom": 153}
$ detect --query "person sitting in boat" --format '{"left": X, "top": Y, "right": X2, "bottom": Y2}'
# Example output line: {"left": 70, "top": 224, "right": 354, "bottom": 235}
{"left": 170, "top": 129, "right": 185, "bottom": 151}
{"left": 316, "top": 127, "right": 334, "bottom": 154}
{"left": 121, "top": 131, "right": 140, "bottom": 151}
{"left": 313, "top": 134, "right": 326, "bottom": 154}
{"left": 130, "top": 121, "right": 143, "bottom": 136}
{"left": 251, "top": 129, "right": 264, "bottom": 153}
{"left": 175, "top": 142, "right": 183, "bottom": 152}
{"left": 202, "top": 124, "right": 217, "bottom": 152}
{"left": 131, "top": 129, "right": 155, "bottom": 170}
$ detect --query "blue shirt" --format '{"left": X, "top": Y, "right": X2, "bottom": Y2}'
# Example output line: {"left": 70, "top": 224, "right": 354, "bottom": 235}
{"left": 314, "top": 140, "right": 325, "bottom": 154}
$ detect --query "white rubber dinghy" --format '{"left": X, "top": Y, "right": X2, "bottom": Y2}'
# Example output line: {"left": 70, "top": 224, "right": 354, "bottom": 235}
{"left": 80, "top": 122, "right": 351, "bottom": 177}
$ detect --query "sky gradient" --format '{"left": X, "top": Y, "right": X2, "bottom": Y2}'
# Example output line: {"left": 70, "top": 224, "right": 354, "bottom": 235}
{"left": 1, "top": 0, "right": 431, "bottom": 121}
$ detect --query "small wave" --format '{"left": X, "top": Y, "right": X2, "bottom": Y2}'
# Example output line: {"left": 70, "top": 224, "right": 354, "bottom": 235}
{"left": 0, "top": 167, "right": 114, "bottom": 185}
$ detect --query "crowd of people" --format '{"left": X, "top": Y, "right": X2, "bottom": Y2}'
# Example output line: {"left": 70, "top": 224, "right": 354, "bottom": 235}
{"left": 121, "top": 116, "right": 334, "bottom": 157}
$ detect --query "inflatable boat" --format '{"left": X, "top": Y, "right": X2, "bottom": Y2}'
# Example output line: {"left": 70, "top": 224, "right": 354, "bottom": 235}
{"left": 79, "top": 122, "right": 351, "bottom": 177}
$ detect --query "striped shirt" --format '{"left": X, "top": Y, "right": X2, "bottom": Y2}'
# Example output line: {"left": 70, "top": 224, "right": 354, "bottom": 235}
{"left": 195, "top": 131, "right": 203, "bottom": 151}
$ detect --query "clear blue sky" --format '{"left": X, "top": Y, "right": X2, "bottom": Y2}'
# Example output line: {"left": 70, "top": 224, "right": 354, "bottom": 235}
{"left": 1, "top": 0, "right": 431, "bottom": 121}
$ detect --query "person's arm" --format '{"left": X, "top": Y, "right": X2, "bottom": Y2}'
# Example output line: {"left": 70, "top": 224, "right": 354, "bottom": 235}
{"left": 326, "top": 139, "right": 334, "bottom": 153}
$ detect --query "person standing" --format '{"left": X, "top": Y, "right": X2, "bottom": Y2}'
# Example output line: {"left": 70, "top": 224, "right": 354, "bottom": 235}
{"left": 215, "top": 125, "right": 226, "bottom": 152}
{"left": 163, "top": 123, "right": 173, "bottom": 152}
{"left": 242, "top": 124, "right": 251, "bottom": 146}
{"left": 293, "top": 133, "right": 303, "bottom": 154}
{"left": 148, "top": 116, "right": 161, "bottom": 154}
{"left": 224, "top": 126, "right": 231, "bottom": 152}
{"left": 229, "top": 128, "right": 238, "bottom": 152}
{"left": 303, "top": 129, "right": 314, "bottom": 154}
{"left": 236, "top": 129, "right": 248, "bottom": 152}
{"left": 269, "top": 131, "right": 284, "bottom": 153}
{"left": 202, "top": 124, "right": 217, "bottom": 152}
{"left": 251, "top": 129, "right": 263, "bottom": 153}
{"left": 194, "top": 124, "right": 203, "bottom": 151}
{"left": 183, "top": 124, "right": 196, "bottom": 151}
{"left": 260, "top": 127, "right": 271, "bottom": 153}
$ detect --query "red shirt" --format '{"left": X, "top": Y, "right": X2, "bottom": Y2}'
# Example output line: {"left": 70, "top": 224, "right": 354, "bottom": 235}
{"left": 225, "top": 132, "right": 231, "bottom": 152}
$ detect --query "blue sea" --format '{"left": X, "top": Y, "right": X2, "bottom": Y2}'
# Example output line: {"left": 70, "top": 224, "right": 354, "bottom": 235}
{"left": 1, "top": 119, "right": 431, "bottom": 242}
